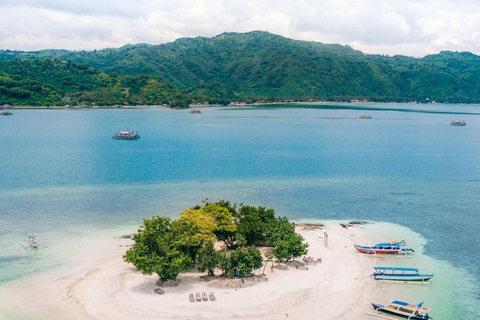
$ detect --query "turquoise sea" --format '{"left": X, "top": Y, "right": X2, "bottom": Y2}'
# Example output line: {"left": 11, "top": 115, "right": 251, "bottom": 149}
{"left": 0, "top": 103, "right": 479, "bottom": 319}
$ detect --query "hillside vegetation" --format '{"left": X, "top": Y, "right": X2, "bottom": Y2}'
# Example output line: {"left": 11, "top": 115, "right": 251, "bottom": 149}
{"left": 1, "top": 31, "right": 480, "bottom": 106}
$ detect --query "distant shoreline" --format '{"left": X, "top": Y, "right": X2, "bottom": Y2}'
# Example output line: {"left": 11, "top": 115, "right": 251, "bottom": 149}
{"left": 6, "top": 100, "right": 479, "bottom": 110}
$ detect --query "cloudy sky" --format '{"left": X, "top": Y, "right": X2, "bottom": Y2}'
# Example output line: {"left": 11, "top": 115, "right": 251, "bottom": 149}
{"left": 1, "top": 0, "right": 479, "bottom": 57}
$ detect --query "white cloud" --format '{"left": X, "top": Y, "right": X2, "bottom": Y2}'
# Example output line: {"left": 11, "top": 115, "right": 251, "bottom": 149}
{"left": 0, "top": 0, "right": 479, "bottom": 56}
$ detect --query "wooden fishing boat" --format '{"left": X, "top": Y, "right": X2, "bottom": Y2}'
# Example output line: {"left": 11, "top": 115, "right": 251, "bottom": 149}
{"left": 354, "top": 239, "right": 414, "bottom": 255}
{"left": 370, "top": 300, "right": 431, "bottom": 319}
{"left": 372, "top": 266, "right": 433, "bottom": 282}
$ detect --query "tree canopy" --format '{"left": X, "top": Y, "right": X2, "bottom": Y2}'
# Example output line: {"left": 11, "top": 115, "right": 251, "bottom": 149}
{"left": 123, "top": 216, "right": 197, "bottom": 281}
{"left": 124, "top": 200, "right": 309, "bottom": 281}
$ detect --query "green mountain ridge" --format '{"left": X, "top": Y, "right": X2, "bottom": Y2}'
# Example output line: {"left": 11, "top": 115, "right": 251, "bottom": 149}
{"left": 1, "top": 31, "right": 480, "bottom": 106}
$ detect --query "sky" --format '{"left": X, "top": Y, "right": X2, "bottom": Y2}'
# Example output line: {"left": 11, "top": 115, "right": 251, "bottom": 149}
{"left": 1, "top": 0, "right": 480, "bottom": 57}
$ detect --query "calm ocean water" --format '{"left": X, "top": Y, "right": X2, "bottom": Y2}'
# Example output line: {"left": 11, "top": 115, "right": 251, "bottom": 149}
{"left": 0, "top": 103, "right": 479, "bottom": 319}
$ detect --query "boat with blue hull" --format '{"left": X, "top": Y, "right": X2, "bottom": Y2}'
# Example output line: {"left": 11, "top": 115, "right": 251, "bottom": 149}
{"left": 372, "top": 266, "right": 434, "bottom": 282}
{"left": 370, "top": 301, "right": 431, "bottom": 319}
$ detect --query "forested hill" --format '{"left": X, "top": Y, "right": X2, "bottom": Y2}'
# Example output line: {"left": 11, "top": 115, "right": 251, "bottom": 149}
{"left": 1, "top": 31, "right": 480, "bottom": 106}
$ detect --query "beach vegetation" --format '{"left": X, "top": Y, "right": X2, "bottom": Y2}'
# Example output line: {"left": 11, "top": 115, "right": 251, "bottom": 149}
{"left": 195, "top": 241, "right": 221, "bottom": 276}
{"left": 124, "top": 216, "right": 196, "bottom": 281}
{"left": 125, "top": 201, "right": 309, "bottom": 282}
{"left": 236, "top": 205, "right": 276, "bottom": 245}
{"left": 225, "top": 246, "right": 263, "bottom": 278}
{"left": 264, "top": 217, "right": 309, "bottom": 260}
{"left": 178, "top": 208, "right": 217, "bottom": 246}
{"left": 203, "top": 203, "right": 237, "bottom": 249}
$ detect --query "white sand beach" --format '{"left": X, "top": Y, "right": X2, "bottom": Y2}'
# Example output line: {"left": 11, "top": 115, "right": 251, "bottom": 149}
{"left": 0, "top": 223, "right": 402, "bottom": 320}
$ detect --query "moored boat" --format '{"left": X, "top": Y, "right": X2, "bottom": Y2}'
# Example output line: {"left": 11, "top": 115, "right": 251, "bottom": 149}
{"left": 189, "top": 108, "right": 201, "bottom": 113}
{"left": 112, "top": 129, "right": 140, "bottom": 140}
{"left": 372, "top": 266, "right": 433, "bottom": 282}
{"left": 359, "top": 114, "right": 372, "bottom": 119}
{"left": 371, "top": 300, "right": 431, "bottom": 319}
{"left": 450, "top": 120, "right": 466, "bottom": 126}
{"left": 0, "top": 110, "right": 13, "bottom": 115}
{"left": 353, "top": 239, "right": 414, "bottom": 255}
{"left": 21, "top": 236, "right": 47, "bottom": 249}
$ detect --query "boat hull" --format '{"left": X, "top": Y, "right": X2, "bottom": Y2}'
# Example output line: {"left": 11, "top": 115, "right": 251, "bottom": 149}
{"left": 354, "top": 244, "right": 413, "bottom": 255}
{"left": 112, "top": 136, "right": 140, "bottom": 140}
{"left": 371, "top": 302, "right": 431, "bottom": 320}
{"left": 373, "top": 274, "right": 434, "bottom": 282}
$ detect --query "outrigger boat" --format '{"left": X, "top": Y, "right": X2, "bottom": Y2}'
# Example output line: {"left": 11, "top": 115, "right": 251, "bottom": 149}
{"left": 112, "top": 129, "right": 140, "bottom": 140}
{"left": 354, "top": 239, "right": 414, "bottom": 255}
{"left": 372, "top": 266, "right": 434, "bottom": 283}
{"left": 368, "top": 300, "right": 432, "bottom": 320}
{"left": 21, "top": 236, "right": 47, "bottom": 249}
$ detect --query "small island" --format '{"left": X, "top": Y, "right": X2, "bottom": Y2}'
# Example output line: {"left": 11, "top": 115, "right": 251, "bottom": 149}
{"left": 0, "top": 201, "right": 421, "bottom": 320}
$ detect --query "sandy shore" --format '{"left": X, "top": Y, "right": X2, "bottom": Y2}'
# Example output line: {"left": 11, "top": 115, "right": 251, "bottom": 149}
{"left": 0, "top": 223, "right": 399, "bottom": 320}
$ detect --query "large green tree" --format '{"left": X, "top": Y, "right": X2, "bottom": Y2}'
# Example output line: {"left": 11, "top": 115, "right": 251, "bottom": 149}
{"left": 203, "top": 203, "right": 237, "bottom": 248}
{"left": 124, "top": 216, "right": 197, "bottom": 281}
{"left": 196, "top": 241, "right": 221, "bottom": 276}
{"left": 236, "top": 205, "right": 276, "bottom": 245}
{"left": 226, "top": 246, "right": 263, "bottom": 278}
{"left": 236, "top": 206, "right": 264, "bottom": 245}
{"left": 265, "top": 217, "right": 308, "bottom": 260}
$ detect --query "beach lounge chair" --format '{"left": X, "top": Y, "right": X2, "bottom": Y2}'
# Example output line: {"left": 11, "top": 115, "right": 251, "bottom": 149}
{"left": 202, "top": 292, "right": 208, "bottom": 301}
{"left": 209, "top": 292, "right": 216, "bottom": 301}
{"left": 195, "top": 292, "right": 201, "bottom": 302}
{"left": 189, "top": 293, "right": 195, "bottom": 303}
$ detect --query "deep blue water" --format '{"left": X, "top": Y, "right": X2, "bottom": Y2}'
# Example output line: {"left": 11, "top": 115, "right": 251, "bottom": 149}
{"left": 0, "top": 103, "right": 479, "bottom": 318}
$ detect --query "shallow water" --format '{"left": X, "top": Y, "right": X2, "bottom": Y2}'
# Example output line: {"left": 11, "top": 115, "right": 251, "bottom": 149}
{"left": 0, "top": 103, "right": 479, "bottom": 319}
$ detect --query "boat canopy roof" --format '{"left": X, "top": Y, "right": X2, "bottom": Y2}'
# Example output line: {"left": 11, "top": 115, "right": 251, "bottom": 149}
{"left": 390, "top": 300, "right": 429, "bottom": 310}
{"left": 375, "top": 242, "right": 406, "bottom": 247}
{"left": 374, "top": 266, "right": 419, "bottom": 272}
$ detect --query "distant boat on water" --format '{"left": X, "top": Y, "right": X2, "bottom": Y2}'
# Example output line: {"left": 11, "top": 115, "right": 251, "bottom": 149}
{"left": 189, "top": 108, "right": 201, "bottom": 113}
{"left": 112, "top": 129, "right": 140, "bottom": 140}
{"left": 359, "top": 114, "right": 371, "bottom": 119}
{"left": 372, "top": 266, "right": 434, "bottom": 282}
{"left": 0, "top": 110, "right": 13, "bottom": 115}
{"left": 450, "top": 120, "right": 466, "bottom": 126}
{"left": 21, "top": 236, "right": 47, "bottom": 249}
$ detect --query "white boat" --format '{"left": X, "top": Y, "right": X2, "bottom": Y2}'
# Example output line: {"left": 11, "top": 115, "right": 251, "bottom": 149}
{"left": 359, "top": 114, "right": 372, "bottom": 119}
{"left": 372, "top": 266, "right": 434, "bottom": 282}
{"left": 370, "top": 300, "right": 431, "bottom": 319}
{"left": 353, "top": 239, "right": 414, "bottom": 255}
{"left": 21, "top": 236, "right": 47, "bottom": 249}
{"left": 112, "top": 129, "right": 140, "bottom": 140}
